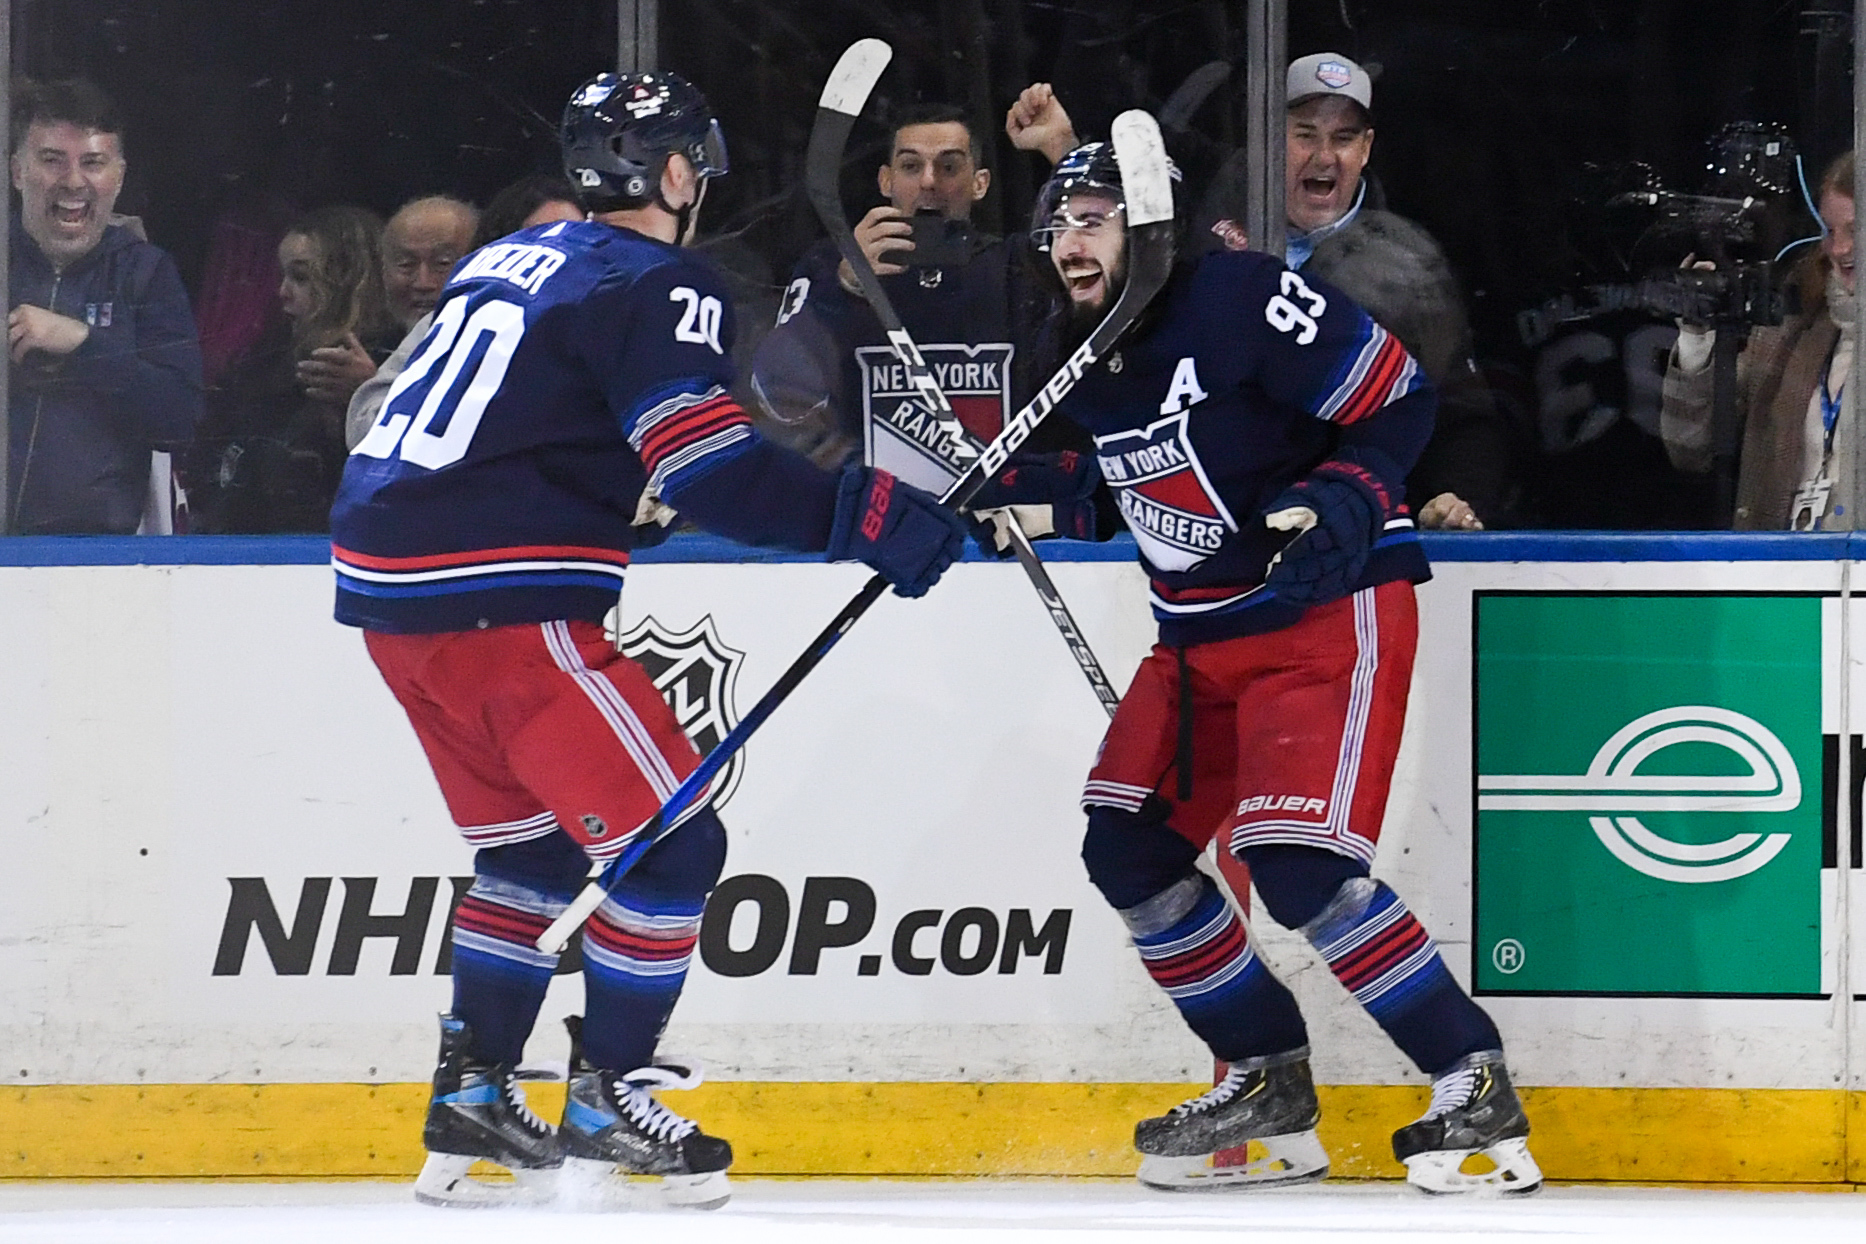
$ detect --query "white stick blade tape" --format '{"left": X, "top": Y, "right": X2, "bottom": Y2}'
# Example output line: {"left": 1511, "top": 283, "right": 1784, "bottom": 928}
{"left": 1111, "top": 110, "right": 1172, "bottom": 227}
{"left": 819, "top": 39, "right": 893, "bottom": 115}
{"left": 536, "top": 882, "right": 605, "bottom": 953}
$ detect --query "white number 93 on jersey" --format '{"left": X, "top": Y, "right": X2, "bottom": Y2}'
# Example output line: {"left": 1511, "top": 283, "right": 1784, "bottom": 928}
{"left": 1264, "top": 270, "right": 1327, "bottom": 346}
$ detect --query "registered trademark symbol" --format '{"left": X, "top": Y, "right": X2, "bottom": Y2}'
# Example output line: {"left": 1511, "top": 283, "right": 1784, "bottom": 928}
{"left": 1492, "top": 939, "right": 1525, "bottom": 974}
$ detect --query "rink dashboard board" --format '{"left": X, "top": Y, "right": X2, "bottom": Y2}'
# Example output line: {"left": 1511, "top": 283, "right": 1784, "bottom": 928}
{"left": 4, "top": 532, "right": 1865, "bottom": 1183}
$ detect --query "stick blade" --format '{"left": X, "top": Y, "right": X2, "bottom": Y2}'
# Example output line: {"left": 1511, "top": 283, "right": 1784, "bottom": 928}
{"left": 819, "top": 39, "right": 893, "bottom": 115}
{"left": 1111, "top": 110, "right": 1172, "bottom": 227}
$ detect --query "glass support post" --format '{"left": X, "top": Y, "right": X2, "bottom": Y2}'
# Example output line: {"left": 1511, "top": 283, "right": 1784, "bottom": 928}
{"left": 618, "top": 0, "right": 657, "bottom": 74}
{"left": 1243, "top": 0, "right": 1286, "bottom": 259}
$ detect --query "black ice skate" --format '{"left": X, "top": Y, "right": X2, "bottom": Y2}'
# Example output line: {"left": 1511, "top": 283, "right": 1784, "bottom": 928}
{"left": 1133, "top": 1047, "right": 1329, "bottom": 1191}
{"left": 557, "top": 1015, "right": 733, "bottom": 1210}
{"left": 1392, "top": 1050, "right": 1542, "bottom": 1195}
{"left": 413, "top": 1013, "right": 563, "bottom": 1207}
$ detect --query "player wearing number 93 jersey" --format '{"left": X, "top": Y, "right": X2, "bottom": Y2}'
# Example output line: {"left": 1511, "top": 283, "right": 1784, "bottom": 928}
{"left": 329, "top": 72, "right": 966, "bottom": 1211}
{"left": 970, "top": 143, "right": 1538, "bottom": 1195}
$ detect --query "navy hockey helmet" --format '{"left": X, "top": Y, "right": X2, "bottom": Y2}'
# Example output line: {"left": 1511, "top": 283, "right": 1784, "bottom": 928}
{"left": 1030, "top": 140, "right": 1181, "bottom": 252}
{"left": 562, "top": 72, "right": 728, "bottom": 213}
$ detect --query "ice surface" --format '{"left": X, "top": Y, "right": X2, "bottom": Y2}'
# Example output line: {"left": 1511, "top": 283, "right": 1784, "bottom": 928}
{"left": 2, "top": 1178, "right": 1864, "bottom": 1243}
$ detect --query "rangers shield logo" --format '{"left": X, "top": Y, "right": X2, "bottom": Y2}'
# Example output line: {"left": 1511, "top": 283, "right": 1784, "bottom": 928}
{"left": 611, "top": 614, "right": 747, "bottom": 809}
{"left": 1095, "top": 412, "right": 1237, "bottom": 573}
{"left": 857, "top": 341, "right": 1014, "bottom": 494}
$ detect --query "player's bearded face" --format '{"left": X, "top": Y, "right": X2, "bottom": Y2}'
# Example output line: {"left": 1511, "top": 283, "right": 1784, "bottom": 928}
{"left": 1049, "top": 192, "right": 1127, "bottom": 323}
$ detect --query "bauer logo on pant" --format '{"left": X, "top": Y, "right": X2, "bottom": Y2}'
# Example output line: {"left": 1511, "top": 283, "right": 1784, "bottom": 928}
{"left": 1472, "top": 592, "right": 1823, "bottom": 997}
{"left": 612, "top": 614, "right": 746, "bottom": 809}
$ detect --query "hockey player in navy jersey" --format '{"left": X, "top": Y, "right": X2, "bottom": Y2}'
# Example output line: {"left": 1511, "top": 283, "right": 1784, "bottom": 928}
{"left": 330, "top": 72, "right": 965, "bottom": 1209}
{"left": 972, "top": 144, "right": 1540, "bottom": 1195}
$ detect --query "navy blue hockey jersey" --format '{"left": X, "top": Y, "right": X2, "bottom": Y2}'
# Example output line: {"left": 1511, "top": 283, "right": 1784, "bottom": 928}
{"left": 331, "top": 220, "right": 839, "bottom": 633}
{"left": 1060, "top": 249, "right": 1435, "bottom": 647}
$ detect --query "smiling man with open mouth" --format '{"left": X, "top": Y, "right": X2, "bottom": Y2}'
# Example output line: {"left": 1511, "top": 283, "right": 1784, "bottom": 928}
{"left": 1283, "top": 54, "right": 1375, "bottom": 267}
{"left": 6, "top": 79, "right": 203, "bottom": 535}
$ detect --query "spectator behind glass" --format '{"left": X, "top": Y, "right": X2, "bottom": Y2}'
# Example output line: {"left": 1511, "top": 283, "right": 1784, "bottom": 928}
{"left": 8, "top": 77, "right": 204, "bottom": 534}
{"left": 1662, "top": 152, "right": 1858, "bottom": 530}
{"left": 1008, "top": 58, "right": 1515, "bottom": 531}
{"left": 381, "top": 195, "right": 478, "bottom": 332}
{"left": 184, "top": 205, "right": 397, "bottom": 533}
{"left": 471, "top": 174, "right": 584, "bottom": 249}
{"left": 345, "top": 177, "right": 584, "bottom": 450}
{"left": 750, "top": 103, "right": 1079, "bottom": 487}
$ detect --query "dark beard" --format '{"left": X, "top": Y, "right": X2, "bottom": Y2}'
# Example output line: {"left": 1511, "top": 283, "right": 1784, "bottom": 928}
{"left": 1063, "top": 269, "right": 1127, "bottom": 345}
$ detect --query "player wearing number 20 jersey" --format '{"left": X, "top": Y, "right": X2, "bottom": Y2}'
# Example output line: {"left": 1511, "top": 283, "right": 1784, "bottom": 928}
{"left": 332, "top": 71, "right": 967, "bottom": 1212}
{"left": 333, "top": 218, "right": 833, "bottom": 633}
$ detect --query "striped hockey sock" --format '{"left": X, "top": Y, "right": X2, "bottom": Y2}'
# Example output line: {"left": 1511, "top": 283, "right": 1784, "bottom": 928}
{"left": 1125, "top": 874, "right": 1307, "bottom": 1062}
{"left": 1303, "top": 878, "right": 1500, "bottom": 1074}
{"left": 448, "top": 876, "right": 568, "bottom": 1065}
{"left": 579, "top": 891, "right": 705, "bottom": 1074}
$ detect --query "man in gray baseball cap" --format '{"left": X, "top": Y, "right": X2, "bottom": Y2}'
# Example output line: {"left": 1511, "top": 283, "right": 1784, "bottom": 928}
{"left": 1285, "top": 52, "right": 1375, "bottom": 265}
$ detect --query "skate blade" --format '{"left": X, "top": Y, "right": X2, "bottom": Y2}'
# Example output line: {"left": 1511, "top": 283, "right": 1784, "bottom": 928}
{"left": 1138, "top": 1131, "right": 1329, "bottom": 1192}
{"left": 662, "top": 1170, "right": 731, "bottom": 1210}
{"left": 413, "top": 1152, "right": 559, "bottom": 1208}
{"left": 557, "top": 1155, "right": 731, "bottom": 1211}
{"left": 1403, "top": 1136, "right": 1543, "bottom": 1196}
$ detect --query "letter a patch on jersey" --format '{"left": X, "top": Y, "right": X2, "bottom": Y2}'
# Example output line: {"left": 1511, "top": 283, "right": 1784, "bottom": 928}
{"left": 1159, "top": 356, "right": 1208, "bottom": 415}
{"left": 1094, "top": 412, "right": 1237, "bottom": 572}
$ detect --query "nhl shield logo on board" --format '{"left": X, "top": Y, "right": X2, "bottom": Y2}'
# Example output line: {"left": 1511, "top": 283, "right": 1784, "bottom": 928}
{"left": 608, "top": 612, "right": 748, "bottom": 809}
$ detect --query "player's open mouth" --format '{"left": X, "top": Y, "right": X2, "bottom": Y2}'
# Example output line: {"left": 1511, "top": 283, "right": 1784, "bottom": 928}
{"left": 1061, "top": 265, "right": 1104, "bottom": 301}
{"left": 1298, "top": 175, "right": 1337, "bottom": 201}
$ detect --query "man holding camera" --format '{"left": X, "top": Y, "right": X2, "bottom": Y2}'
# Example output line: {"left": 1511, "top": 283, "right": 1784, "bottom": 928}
{"left": 1661, "top": 151, "right": 1857, "bottom": 530}
{"left": 752, "top": 104, "right": 1071, "bottom": 488}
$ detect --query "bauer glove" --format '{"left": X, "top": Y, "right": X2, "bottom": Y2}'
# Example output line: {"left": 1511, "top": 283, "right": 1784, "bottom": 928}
{"left": 827, "top": 465, "right": 967, "bottom": 598}
{"left": 962, "top": 450, "right": 1100, "bottom": 557}
{"left": 1262, "top": 457, "right": 1392, "bottom": 608}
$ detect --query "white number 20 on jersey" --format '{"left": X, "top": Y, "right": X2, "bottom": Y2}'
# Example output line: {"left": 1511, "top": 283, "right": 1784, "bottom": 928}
{"left": 1264, "top": 270, "right": 1328, "bottom": 346}
{"left": 670, "top": 286, "right": 724, "bottom": 353}
{"left": 353, "top": 296, "right": 527, "bottom": 468}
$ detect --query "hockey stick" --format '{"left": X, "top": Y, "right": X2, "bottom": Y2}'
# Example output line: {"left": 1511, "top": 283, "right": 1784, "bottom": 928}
{"left": 802, "top": 39, "right": 1119, "bottom": 718}
{"left": 535, "top": 103, "right": 1175, "bottom": 955}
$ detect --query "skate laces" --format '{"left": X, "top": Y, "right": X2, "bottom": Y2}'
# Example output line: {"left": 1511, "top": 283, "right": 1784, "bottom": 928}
{"left": 1173, "top": 1064, "right": 1249, "bottom": 1116}
{"left": 496, "top": 1069, "right": 554, "bottom": 1135}
{"left": 1423, "top": 1066, "right": 1483, "bottom": 1120}
{"left": 613, "top": 1059, "right": 706, "bottom": 1142}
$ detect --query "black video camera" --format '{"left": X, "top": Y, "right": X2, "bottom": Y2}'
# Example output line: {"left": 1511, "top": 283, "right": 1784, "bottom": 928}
{"left": 1613, "top": 190, "right": 1790, "bottom": 328}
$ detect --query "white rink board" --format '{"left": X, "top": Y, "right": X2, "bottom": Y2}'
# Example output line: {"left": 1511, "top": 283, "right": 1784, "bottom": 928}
{"left": 0, "top": 551, "right": 1853, "bottom": 1090}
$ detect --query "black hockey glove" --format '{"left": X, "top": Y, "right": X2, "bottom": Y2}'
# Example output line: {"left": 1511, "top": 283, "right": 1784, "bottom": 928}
{"left": 827, "top": 465, "right": 967, "bottom": 598}
{"left": 1261, "top": 458, "right": 1392, "bottom": 608}
{"left": 961, "top": 450, "right": 1100, "bottom": 557}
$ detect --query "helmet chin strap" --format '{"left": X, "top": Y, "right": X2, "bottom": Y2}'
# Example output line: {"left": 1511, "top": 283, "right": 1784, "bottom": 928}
{"left": 676, "top": 176, "right": 707, "bottom": 246}
{"left": 653, "top": 158, "right": 708, "bottom": 246}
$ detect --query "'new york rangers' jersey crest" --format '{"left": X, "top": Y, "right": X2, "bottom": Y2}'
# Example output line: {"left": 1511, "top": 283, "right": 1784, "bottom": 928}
{"left": 1060, "top": 250, "right": 1434, "bottom": 646}
{"left": 331, "top": 220, "right": 838, "bottom": 634}
{"left": 1096, "top": 410, "right": 1237, "bottom": 572}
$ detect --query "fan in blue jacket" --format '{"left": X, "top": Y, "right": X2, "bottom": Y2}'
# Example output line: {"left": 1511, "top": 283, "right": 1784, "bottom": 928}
{"left": 8, "top": 79, "right": 202, "bottom": 535}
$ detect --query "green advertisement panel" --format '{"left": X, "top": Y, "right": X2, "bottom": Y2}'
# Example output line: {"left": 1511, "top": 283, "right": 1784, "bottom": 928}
{"left": 1473, "top": 593, "right": 1823, "bottom": 996}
